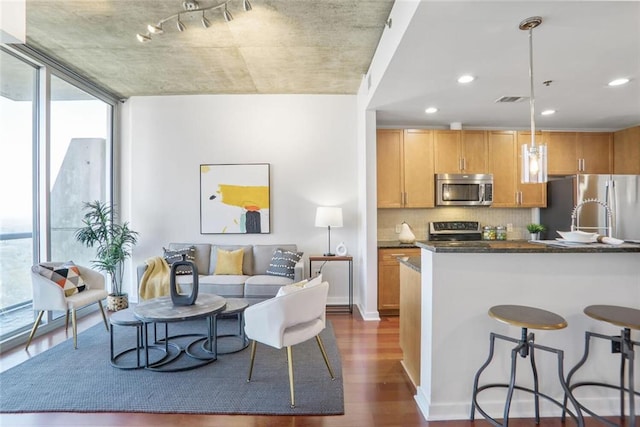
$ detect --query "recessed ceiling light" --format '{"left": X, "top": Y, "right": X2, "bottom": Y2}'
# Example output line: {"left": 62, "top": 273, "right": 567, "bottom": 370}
{"left": 541, "top": 109, "right": 556, "bottom": 116}
{"left": 608, "top": 78, "right": 630, "bottom": 86}
{"left": 457, "top": 75, "right": 475, "bottom": 84}
{"left": 425, "top": 107, "right": 438, "bottom": 114}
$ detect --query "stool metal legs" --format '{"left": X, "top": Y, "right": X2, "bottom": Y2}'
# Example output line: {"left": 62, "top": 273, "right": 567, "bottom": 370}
{"left": 563, "top": 328, "right": 639, "bottom": 427}
{"left": 471, "top": 328, "right": 584, "bottom": 426}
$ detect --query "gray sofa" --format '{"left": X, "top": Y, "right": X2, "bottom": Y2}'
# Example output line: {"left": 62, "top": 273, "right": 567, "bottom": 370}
{"left": 137, "top": 243, "right": 304, "bottom": 303}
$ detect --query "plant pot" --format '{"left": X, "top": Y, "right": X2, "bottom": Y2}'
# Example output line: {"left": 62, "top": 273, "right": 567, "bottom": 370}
{"left": 107, "top": 293, "right": 128, "bottom": 311}
{"left": 530, "top": 232, "right": 540, "bottom": 241}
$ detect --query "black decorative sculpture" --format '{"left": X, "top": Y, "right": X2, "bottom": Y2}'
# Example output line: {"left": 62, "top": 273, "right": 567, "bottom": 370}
{"left": 170, "top": 254, "right": 198, "bottom": 305}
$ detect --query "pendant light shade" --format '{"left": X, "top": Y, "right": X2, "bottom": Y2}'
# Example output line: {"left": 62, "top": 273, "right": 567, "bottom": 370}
{"left": 519, "top": 16, "right": 547, "bottom": 184}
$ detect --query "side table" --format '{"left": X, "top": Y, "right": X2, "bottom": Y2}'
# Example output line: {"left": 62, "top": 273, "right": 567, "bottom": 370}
{"left": 309, "top": 255, "right": 353, "bottom": 313}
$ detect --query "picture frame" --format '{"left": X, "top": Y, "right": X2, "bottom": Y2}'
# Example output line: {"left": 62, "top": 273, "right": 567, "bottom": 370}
{"left": 200, "top": 163, "right": 270, "bottom": 234}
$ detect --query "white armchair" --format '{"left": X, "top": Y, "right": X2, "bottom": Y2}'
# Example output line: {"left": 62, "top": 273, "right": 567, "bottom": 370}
{"left": 27, "top": 262, "right": 109, "bottom": 349}
{"left": 244, "top": 280, "right": 335, "bottom": 408}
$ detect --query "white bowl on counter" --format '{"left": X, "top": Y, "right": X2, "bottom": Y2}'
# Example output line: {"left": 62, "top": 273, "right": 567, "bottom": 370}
{"left": 556, "top": 230, "right": 598, "bottom": 243}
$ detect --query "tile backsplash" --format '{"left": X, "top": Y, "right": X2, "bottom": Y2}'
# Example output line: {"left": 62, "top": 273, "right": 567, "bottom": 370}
{"left": 378, "top": 207, "right": 535, "bottom": 241}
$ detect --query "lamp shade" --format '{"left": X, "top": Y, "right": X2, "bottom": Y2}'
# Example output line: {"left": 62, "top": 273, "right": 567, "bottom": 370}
{"left": 315, "top": 207, "right": 343, "bottom": 228}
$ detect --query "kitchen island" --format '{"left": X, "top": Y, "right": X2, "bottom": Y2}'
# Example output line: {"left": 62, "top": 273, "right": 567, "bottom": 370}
{"left": 410, "top": 240, "right": 640, "bottom": 421}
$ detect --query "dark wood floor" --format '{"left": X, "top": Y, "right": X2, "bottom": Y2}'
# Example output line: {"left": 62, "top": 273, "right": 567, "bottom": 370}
{"left": 0, "top": 311, "right": 625, "bottom": 426}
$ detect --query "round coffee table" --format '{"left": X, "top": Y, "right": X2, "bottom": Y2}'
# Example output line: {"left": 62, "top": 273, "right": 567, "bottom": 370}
{"left": 134, "top": 293, "right": 226, "bottom": 371}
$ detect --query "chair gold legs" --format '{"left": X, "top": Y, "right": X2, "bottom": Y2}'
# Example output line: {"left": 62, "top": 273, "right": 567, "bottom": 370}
{"left": 64, "top": 309, "right": 70, "bottom": 333}
{"left": 316, "top": 335, "right": 335, "bottom": 379}
{"left": 247, "top": 336, "right": 335, "bottom": 408}
{"left": 97, "top": 301, "right": 108, "bottom": 331}
{"left": 247, "top": 340, "right": 257, "bottom": 382}
{"left": 25, "top": 310, "right": 45, "bottom": 350}
{"left": 287, "top": 346, "right": 295, "bottom": 408}
{"left": 71, "top": 308, "right": 78, "bottom": 349}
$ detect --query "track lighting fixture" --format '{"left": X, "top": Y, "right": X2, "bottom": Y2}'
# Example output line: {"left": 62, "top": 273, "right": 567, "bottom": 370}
{"left": 136, "top": 0, "right": 252, "bottom": 43}
{"left": 201, "top": 12, "right": 211, "bottom": 28}
{"left": 223, "top": 4, "right": 233, "bottom": 22}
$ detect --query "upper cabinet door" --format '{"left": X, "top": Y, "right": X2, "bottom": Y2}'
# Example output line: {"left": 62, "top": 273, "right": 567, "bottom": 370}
{"left": 488, "top": 131, "right": 517, "bottom": 207}
{"left": 376, "top": 129, "right": 403, "bottom": 208}
{"left": 461, "top": 130, "right": 488, "bottom": 173}
{"left": 614, "top": 126, "right": 640, "bottom": 174}
{"left": 403, "top": 130, "right": 435, "bottom": 208}
{"left": 546, "top": 131, "right": 578, "bottom": 175}
{"left": 434, "top": 130, "right": 461, "bottom": 174}
{"left": 578, "top": 132, "right": 612, "bottom": 174}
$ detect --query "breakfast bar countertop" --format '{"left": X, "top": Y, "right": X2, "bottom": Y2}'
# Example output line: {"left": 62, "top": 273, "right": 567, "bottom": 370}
{"left": 416, "top": 240, "right": 640, "bottom": 253}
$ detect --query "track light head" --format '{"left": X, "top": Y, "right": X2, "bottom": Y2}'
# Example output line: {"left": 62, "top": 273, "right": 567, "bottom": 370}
{"left": 177, "top": 16, "right": 186, "bottom": 32}
{"left": 223, "top": 4, "right": 234, "bottom": 22}
{"left": 243, "top": 0, "right": 252, "bottom": 12}
{"left": 136, "top": 33, "right": 151, "bottom": 43}
{"left": 201, "top": 12, "right": 211, "bottom": 28}
{"left": 147, "top": 24, "right": 164, "bottom": 34}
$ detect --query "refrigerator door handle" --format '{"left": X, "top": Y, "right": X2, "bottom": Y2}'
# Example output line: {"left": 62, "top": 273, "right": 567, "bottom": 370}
{"left": 607, "top": 180, "right": 616, "bottom": 237}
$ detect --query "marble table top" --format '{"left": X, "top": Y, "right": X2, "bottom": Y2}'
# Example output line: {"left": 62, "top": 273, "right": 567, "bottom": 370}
{"left": 134, "top": 293, "right": 226, "bottom": 323}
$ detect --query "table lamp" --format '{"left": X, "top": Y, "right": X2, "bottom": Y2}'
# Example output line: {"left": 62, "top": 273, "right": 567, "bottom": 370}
{"left": 315, "top": 207, "right": 343, "bottom": 256}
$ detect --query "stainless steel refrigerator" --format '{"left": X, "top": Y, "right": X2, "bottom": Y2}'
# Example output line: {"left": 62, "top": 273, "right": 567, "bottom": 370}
{"left": 540, "top": 174, "right": 640, "bottom": 241}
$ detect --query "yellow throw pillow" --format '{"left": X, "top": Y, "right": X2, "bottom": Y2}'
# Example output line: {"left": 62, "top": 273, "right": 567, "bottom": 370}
{"left": 214, "top": 248, "right": 244, "bottom": 275}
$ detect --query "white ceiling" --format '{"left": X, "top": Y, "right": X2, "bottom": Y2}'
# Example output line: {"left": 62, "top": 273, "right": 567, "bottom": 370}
{"left": 372, "top": 1, "right": 640, "bottom": 131}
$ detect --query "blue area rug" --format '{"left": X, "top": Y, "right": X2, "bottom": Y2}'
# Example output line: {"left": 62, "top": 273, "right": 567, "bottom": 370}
{"left": 0, "top": 319, "right": 343, "bottom": 415}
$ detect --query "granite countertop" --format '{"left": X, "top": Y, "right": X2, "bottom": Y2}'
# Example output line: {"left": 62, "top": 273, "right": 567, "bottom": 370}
{"left": 378, "top": 240, "right": 427, "bottom": 249}
{"left": 415, "top": 240, "right": 640, "bottom": 253}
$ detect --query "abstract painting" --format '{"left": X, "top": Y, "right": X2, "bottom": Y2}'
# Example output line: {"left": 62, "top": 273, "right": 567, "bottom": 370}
{"left": 200, "top": 163, "right": 270, "bottom": 234}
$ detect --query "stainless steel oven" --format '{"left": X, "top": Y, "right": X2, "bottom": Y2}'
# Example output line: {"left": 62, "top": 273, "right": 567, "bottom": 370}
{"left": 436, "top": 174, "right": 493, "bottom": 206}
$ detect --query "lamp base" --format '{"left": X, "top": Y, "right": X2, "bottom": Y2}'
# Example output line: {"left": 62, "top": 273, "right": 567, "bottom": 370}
{"left": 323, "top": 252, "right": 336, "bottom": 257}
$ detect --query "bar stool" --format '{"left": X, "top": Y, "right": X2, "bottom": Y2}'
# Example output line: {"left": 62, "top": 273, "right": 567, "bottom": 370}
{"left": 470, "top": 304, "right": 584, "bottom": 426}
{"left": 562, "top": 305, "right": 640, "bottom": 427}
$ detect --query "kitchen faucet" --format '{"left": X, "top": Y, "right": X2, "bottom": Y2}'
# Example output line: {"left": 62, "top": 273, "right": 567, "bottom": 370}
{"left": 570, "top": 198, "right": 613, "bottom": 237}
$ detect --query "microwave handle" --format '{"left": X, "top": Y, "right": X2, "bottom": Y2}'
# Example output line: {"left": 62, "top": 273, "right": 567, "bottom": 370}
{"left": 479, "top": 184, "right": 485, "bottom": 202}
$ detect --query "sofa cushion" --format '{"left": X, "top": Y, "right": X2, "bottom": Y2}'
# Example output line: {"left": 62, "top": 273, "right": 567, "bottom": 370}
{"left": 244, "top": 274, "right": 294, "bottom": 298}
{"left": 214, "top": 248, "right": 244, "bottom": 275}
{"left": 266, "top": 248, "right": 303, "bottom": 279}
{"left": 197, "top": 274, "right": 248, "bottom": 298}
{"left": 253, "top": 244, "right": 297, "bottom": 275}
{"left": 168, "top": 243, "right": 212, "bottom": 275}
{"left": 211, "top": 245, "right": 254, "bottom": 276}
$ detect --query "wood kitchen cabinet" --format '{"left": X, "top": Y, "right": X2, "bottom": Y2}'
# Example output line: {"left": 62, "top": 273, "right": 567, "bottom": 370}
{"left": 613, "top": 125, "right": 640, "bottom": 174}
{"left": 400, "top": 261, "right": 421, "bottom": 387}
{"left": 545, "top": 131, "right": 612, "bottom": 175}
{"left": 378, "top": 248, "right": 420, "bottom": 315}
{"left": 434, "top": 130, "right": 487, "bottom": 173}
{"left": 488, "top": 131, "right": 546, "bottom": 208}
{"left": 376, "top": 129, "right": 435, "bottom": 208}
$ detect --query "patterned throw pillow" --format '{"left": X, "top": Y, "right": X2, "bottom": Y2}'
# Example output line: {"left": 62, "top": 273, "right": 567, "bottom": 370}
{"left": 163, "top": 246, "right": 196, "bottom": 275}
{"left": 39, "top": 261, "right": 87, "bottom": 297}
{"left": 266, "top": 248, "right": 303, "bottom": 279}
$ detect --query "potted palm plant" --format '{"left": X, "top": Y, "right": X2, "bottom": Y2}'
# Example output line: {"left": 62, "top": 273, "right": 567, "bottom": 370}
{"left": 75, "top": 200, "right": 139, "bottom": 311}
{"left": 526, "top": 223, "right": 546, "bottom": 241}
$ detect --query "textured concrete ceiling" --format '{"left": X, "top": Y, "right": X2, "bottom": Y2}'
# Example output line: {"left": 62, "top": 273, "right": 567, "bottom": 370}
{"left": 23, "top": 0, "right": 394, "bottom": 99}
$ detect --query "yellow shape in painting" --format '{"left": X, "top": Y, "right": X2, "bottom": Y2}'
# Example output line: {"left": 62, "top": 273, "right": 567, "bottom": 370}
{"left": 201, "top": 165, "right": 211, "bottom": 173}
{"left": 218, "top": 184, "right": 269, "bottom": 209}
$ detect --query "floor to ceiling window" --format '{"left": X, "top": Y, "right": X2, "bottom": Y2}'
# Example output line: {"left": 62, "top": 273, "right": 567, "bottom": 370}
{"left": 0, "top": 46, "right": 118, "bottom": 346}
{"left": 0, "top": 49, "right": 37, "bottom": 339}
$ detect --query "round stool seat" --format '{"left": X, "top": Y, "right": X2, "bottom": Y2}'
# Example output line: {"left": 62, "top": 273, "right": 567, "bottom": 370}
{"left": 110, "top": 308, "right": 142, "bottom": 326}
{"left": 489, "top": 305, "right": 567, "bottom": 330}
{"left": 583, "top": 305, "right": 640, "bottom": 330}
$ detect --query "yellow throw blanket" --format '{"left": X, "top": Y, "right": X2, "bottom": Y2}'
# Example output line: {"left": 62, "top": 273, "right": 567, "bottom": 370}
{"left": 138, "top": 256, "right": 171, "bottom": 300}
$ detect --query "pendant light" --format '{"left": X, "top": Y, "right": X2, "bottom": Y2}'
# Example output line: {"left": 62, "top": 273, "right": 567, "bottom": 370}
{"left": 519, "top": 16, "right": 547, "bottom": 184}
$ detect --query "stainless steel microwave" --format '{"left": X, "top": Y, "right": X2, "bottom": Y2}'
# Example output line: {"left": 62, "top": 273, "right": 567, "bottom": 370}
{"left": 436, "top": 174, "right": 493, "bottom": 206}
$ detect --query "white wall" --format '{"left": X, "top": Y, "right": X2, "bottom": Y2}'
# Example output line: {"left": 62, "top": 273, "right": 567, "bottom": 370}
{"left": 121, "top": 95, "right": 359, "bottom": 304}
